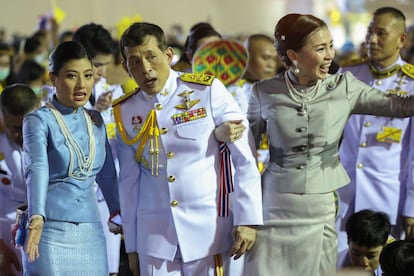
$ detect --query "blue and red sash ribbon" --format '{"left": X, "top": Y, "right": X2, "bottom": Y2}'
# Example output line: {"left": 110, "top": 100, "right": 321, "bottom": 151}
{"left": 218, "top": 142, "right": 234, "bottom": 217}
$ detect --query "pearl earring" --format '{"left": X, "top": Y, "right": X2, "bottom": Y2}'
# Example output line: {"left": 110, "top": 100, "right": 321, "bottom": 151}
{"left": 293, "top": 60, "right": 300, "bottom": 74}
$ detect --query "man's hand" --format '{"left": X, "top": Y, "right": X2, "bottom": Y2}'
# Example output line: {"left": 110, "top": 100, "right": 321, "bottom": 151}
{"left": 0, "top": 239, "right": 21, "bottom": 276}
{"left": 95, "top": 90, "right": 113, "bottom": 112}
{"left": 402, "top": 216, "right": 414, "bottom": 240}
{"left": 25, "top": 216, "right": 44, "bottom": 262}
{"left": 214, "top": 120, "right": 245, "bottom": 143}
{"left": 127, "top": 252, "right": 140, "bottom": 276}
{"left": 230, "top": 225, "right": 257, "bottom": 260}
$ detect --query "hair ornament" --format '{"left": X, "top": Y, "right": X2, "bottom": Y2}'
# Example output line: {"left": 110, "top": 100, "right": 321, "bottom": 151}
{"left": 281, "top": 35, "right": 286, "bottom": 41}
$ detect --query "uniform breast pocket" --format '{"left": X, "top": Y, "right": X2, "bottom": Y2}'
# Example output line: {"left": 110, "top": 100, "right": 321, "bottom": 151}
{"left": 175, "top": 121, "right": 213, "bottom": 141}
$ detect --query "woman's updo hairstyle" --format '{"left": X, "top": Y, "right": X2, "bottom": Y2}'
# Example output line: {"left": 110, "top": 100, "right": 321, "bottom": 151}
{"left": 49, "top": 41, "right": 91, "bottom": 74}
{"left": 274, "top": 13, "right": 327, "bottom": 67}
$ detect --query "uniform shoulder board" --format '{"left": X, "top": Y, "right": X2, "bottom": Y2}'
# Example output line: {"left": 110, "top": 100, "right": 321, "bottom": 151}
{"left": 112, "top": 88, "right": 139, "bottom": 107}
{"left": 401, "top": 63, "right": 414, "bottom": 79}
{"left": 339, "top": 56, "right": 369, "bottom": 68}
{"left": 179, "top": 73, "right": 215, "bottom": 86}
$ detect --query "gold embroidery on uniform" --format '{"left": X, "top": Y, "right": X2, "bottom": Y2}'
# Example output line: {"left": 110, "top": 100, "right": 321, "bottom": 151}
{"left": 175, "top": 90, "right": 200, "bottom": 110}
{"left": 369, "top": 63, "right": 400, "bottom": 79}
{"left": 179, "top": 73, "right": 215, "bottom": 85}
{"left": 114, "top": 105, "right": 160, "bottom": 175}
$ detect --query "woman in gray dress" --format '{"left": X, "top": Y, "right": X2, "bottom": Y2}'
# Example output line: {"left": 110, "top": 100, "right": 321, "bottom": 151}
{"left": 216, "top": 13, "right": 414, "bottom": 275}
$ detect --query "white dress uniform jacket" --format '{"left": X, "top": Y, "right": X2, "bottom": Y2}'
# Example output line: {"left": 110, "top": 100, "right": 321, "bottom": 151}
{"left": 115, "top": 70, "right": 263, "bottom": 263}
{"left": 0, "top": 131, "right": 25, "bottom": 276}
{"left": 337, "top": 58, "right": 414, "bottom": 248}
{"left": 0, "top": 131, "right": 25, "bottom": 242}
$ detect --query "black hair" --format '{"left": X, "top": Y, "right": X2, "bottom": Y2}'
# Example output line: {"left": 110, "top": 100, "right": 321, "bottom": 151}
{"left": 373, "top": 6, "right": 406, "bottom": 32}
{"left": 345, "top": 209, "right": 391, "bottom": 247}
{"left": 0, "top": 83, "right": 38, "bottom": 116}
{"left": 184, "top": 22, "right": 222, "bottom": 57}
{"left": 48, "top": 41, "right": 91, "bottom": 74}
{"left": 0, "top": 42, "right": 15, "bottom": 84}
{"left": 15, "top": 60, "right": 45, "bottom": 84}
{"left": 72, "top": 23, "right": 114, "bottom": 58}
{"left": 23, "top": 35, "right": 42, "bottom": 55}
{"left": 119, "top": 22, "right": 167, "bottom": 62}
{"left": 380, "top": 240, "right": 414, "bottom": 276}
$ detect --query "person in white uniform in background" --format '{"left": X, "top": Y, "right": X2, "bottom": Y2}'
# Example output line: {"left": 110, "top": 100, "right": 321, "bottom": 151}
{"left": 0, "top": 84, "right": 40, "bottom": 276}
{"left": 336, "top": 7, "right": 414, "bottom": 255}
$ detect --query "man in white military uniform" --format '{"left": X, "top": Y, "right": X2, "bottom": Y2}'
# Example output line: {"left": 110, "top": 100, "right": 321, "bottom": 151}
{"left": 0, "top": 84, "right": 39, "bottom": 276}
{"left": 114, "top": 22, "right": 263, "bottom": 276}
{"left": 336, "top": 7, "right": 414, "bottom": 255}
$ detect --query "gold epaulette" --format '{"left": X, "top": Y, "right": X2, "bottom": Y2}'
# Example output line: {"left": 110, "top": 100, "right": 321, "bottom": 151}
{"left": 401, "top": 63, "right": 414, "bottom": 79}
{"left": 112, "top": 88, "right": 139, "bottom": 107}
{"left": 179, "top": 73, "right": 215, "bottom": 86}
{"left": 339, "top": 56, "right": 369, "bottom": 68}
{"left": 121, "top": 78, "right": 139, "bottom": 94}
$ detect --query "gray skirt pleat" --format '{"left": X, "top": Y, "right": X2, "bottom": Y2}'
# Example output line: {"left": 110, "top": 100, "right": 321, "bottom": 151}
{"left": 244, "top": 191, "right": 337, "bottom": 276}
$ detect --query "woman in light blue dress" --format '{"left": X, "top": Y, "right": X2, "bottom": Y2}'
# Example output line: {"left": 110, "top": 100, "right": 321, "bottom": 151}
{"left": 21, "top": 41, "right": 120, "bottom": 275}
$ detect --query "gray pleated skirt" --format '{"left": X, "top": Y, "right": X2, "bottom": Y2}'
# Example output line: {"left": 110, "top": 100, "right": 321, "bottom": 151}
{"left": 244, "top": 191, "right": 337, "bottom": 276}
{"left": 22, "top": 221, "right": 108, "bottom": 276}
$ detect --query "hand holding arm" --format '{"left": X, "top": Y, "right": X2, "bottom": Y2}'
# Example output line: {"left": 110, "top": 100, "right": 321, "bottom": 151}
{"left": 108, "top": 211, "right": 122, "bottom": 234}
{"left": 230, "top": 225, "right": 257, "bottom": 260}
{"left": 214, "top": 120, "right": 245, "bottom": 143}
{"left": 0, "top": 239, "right": 21, "bottom": 276}
{"left": 25, "top": 215, "right": 44, "bottom": 262}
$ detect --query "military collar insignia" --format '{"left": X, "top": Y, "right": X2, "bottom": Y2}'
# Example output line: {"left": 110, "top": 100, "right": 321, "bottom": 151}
{"left": 175, "top": 90, "right": 200, "bottom": 110}
{"left": 160, "top": 88, "right": 169, "bottom": 97}
{"left": 368, "top": 62, "right": 400, "bottom": 79}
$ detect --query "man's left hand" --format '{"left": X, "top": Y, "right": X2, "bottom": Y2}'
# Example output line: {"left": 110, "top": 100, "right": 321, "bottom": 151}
{"left": 230, "top": 225, "right": 256, "bottom": 260}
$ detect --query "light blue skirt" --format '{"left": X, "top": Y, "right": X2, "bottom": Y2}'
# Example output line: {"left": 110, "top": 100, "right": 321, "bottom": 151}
{"left": 22, "top": 221, "right": 108, "bottom": 276}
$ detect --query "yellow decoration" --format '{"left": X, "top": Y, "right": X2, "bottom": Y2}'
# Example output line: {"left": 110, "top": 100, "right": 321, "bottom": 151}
{"left": 402, "top": 64, "right": 414, "bottom": 79}
{"left": 179, "top": 73, "right": 214, "bottom": 86}
{"left": 121, "top": 78, "right": 139, "bottom": 94}
{"left": 51, "top": 0, "right": 65, "bottom": 24}
{"left": 376, "top": 127, "right": 402, "bottom": 144}
{"left": 116, "top": 14, "right": 143, "bottom": 40}
{"left": 113, "top": 106, "right": 160, "bottom": 175}
{"left": 329, "top": 8, "right": 341, "bottom": 25}
{"left": 106, "top": 123, "right": 117, "bottom": 140}
{"left": 112, "top": 88, "right": 139, "bottom": 107}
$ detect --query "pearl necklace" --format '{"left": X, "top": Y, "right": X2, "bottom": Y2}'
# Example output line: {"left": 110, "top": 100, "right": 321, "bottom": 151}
{"left": 284, "top": 70, "right": 321, "bottom": 115}
{"left": 46, "top": 102, "right": 96, "bottom": 179}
